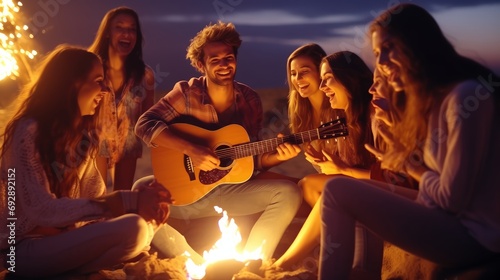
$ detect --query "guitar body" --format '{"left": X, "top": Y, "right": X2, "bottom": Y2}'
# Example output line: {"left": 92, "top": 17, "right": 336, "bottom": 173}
{"left": 151, "top": 123, "right": 254, "bottom": 205}
{"left": 151, "top": 118, "right": 348, "bottom": 205}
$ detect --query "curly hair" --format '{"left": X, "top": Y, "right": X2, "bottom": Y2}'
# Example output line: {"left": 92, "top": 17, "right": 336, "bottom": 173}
{"left": 1, "top": 45, "right": 101, "bottom": 198}
{"left": 186, "top": 21, "right": 242, "bottom": 73}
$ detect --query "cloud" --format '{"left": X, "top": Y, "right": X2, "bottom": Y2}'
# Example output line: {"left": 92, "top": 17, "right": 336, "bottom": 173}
{"left": 142, "top": 14, "right": 210, "bottom": 23}
{"left": 142, "top": 9, "right": 363, "bottom": 26}
{"left": 224, "top": 10, "right": 363, "bottom": 26}
{"left": 134, "top": 1, "right": 500, "bottom": 80}
{"left": 238, "top": 2, "right": 500, "bottom": 74}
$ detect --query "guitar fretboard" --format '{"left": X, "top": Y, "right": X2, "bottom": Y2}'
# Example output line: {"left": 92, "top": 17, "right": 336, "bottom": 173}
{"left": 214, "top": 120, "right": 346, "bottom": 159}
{"left": 232, "top": 129, "right": 319, "bottom": 159}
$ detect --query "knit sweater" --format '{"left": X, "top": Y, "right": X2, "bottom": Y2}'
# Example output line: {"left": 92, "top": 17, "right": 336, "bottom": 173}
{"left": 1, "top": 119, "right": 105, "bottom": 249}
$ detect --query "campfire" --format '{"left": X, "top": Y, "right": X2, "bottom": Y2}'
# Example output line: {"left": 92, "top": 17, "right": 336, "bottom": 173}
{"left": 103, "top": 207, "right": 316, "bottom": 280}
{"left": 185, "top": 206, "right": 264, "bottom": 280}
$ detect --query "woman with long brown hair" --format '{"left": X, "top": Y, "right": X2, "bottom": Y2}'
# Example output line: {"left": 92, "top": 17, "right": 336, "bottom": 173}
{"left": 0, "top": 45, "right": 169, "bottom": 278}
{"left": 89, "top": 6, "right": 155, "bottom": 191}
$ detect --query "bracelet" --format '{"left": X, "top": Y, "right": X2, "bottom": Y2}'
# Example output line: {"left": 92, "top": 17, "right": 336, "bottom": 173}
{"left": 120, "top": 191, "right": 139, "bottom": 214}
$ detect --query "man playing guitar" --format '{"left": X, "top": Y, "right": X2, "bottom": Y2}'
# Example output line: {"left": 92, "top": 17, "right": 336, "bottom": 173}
{"left": 134, "top": 21, "right": 302, "bottom": 261}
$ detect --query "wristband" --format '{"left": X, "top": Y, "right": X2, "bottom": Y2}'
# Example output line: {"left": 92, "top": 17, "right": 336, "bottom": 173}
{"left": 120, "top": 191, "right": 139, "bottom": 214}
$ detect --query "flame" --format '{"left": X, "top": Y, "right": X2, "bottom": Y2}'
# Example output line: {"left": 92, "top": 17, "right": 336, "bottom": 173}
{"left": 185, "top": 206, "right": 265, "bottom": 279}
{"left": 1, "top": 0, "right": 37, "bottom": 81}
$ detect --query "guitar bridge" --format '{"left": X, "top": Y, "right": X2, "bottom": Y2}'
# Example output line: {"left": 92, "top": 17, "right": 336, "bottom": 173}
{"left": 184, "top": 155, "right": 196, "bottom": 181}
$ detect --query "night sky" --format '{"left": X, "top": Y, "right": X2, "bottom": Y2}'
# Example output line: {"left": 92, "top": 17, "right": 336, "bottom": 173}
{"left": 19, "top": 0, "right": 500, "bottom": 92}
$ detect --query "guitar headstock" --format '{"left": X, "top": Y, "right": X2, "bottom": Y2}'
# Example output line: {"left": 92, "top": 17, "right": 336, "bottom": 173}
{"left": 318, "top": 118, "right": 348, "bottom": 139}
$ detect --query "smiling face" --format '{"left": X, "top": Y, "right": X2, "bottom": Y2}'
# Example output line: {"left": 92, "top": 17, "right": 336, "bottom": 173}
{"left": 198, "top": 41, "right": 237, "bottom": 86}
{"left": 371, "top": 29, "right": 404, "bottom": 92}
{"left": 369, "top": 67, "right": 392, "bottom": 125}
{"left": 319, "top": 61, "right": 349, "bottom": 110}
{"left": 77, "top": 60, "right": 108, "bottom": 116}
{"left": 290, "top": 55, "right": 322, "bottom": 98}
{"left": 109, "top": 13, "right": 137, "bottom": 57}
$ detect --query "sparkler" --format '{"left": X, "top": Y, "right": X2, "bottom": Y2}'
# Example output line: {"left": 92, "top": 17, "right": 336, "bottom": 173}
{"left": 1, "top": 0, "right": 37, "bottom": 81}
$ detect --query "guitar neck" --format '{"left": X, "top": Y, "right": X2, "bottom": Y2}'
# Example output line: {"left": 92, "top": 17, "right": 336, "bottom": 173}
{"left": 216, "top": 128, "right": 320, "bottom": 159}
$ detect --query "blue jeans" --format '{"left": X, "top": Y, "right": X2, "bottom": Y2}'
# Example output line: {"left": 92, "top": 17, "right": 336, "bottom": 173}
{"left": 134, "top": 175, "right": 302, "bottom": 261}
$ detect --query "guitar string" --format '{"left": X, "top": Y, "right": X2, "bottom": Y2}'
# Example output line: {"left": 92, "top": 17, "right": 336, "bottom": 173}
{"left": 212, "top": 121, "right": 347, "bottom": 158}
{"left": 213, "top": 127, "right": 347, "bottom": 159}
{"left": 214, "top": 126, "right": 348, "bottom": 158}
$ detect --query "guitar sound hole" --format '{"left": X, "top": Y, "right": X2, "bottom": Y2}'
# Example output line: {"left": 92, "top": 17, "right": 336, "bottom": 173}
{"left": 220, "top": 157, "right": 233, "bottom": 168}
{"left": 215, "top": 144, "right": 234, "bottom": 168}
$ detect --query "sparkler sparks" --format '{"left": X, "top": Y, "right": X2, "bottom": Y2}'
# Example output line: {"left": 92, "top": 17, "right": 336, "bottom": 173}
{"left": 1, "top": 0, "right": 37, "bottom": 81}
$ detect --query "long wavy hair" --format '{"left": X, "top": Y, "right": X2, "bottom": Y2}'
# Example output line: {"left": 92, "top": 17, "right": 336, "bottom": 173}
{"left": 371, "top": 67, "right": 404, "bottom": 153}
{"left": 370, "top": 3, "right": 499, "bottom": 171}
{"left": 323, "top": 51, "right": 375, "bottom": 168}
{"left": 287, "top": 43, "right": 338, "bottom": 152}
{"left": 88, "top": 6, "right": 145, "bottom": 87}
{"left": 1, "top": 45, "right": 102, "bottom": 198}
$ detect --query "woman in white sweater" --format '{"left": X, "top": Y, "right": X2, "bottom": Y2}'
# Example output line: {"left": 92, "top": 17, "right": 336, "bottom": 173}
{"left": 0, "top": 45, "right": 171, "bottom": 278}
{"left": 318, "top": 3, "right": 500, "bottom": 279}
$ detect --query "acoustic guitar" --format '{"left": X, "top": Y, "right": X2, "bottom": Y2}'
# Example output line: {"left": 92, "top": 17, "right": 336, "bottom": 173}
{"left": 151, "top": 118, "right": 348, "bottom": 205}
